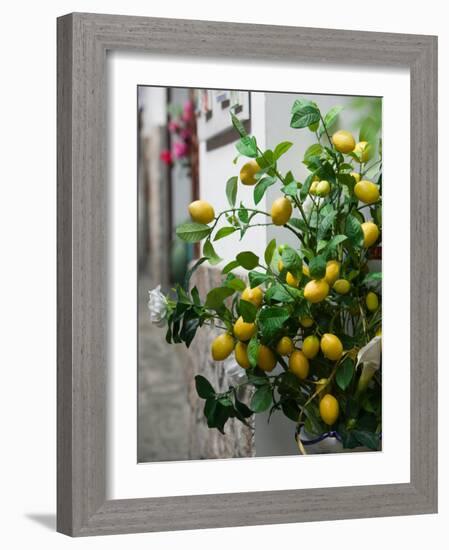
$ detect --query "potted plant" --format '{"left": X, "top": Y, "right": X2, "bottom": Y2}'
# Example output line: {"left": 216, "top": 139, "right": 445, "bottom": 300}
{"left": 149, "top": 98, "right": 382, "bottom": 454}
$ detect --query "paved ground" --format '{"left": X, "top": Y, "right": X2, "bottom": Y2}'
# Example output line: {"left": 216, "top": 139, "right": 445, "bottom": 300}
{"left": 137, "top": 274, "right": 192, "bottom": 462}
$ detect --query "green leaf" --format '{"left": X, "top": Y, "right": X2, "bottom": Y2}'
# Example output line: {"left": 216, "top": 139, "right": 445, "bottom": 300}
{"left": 238, "top": 204, "right": 249, "bottom": 223}
{"left": 204, "top": 287, "right": 234, "bottom": 309}
{"left": 345, "top": 215, "right": 364, "bottom": 247}
{"left": 319, "top": 105, "right": 343, "bottom": 136}
{"left": 254, "top": 176, "right": 276, "bottom": 205}
{"left": 363, "top": 272, "right": 382, "bottom": 284}
{"left": 281, "top": 399, "right": 301, "bottom": 422}
{"left": 352, "top": 429, "right": 380, "bottom": 451}
{"left": 317, "top": 210, "right": 337, "bottom": 240}
{"left": 300, "top": 173, "right": 315, "bottom": 201}
{"left": 195, "top": 375, "right": 215, "bottom": 399}
{"left": 264, "top": 239, "right": 277, "bottom": 266}
{"left": 225, "top": 176, "right": 238, "bottom": 207}
{"left": 231, "top": 112, "right": 248, "bottom": 137}
{"left": 250, "top": 385, "right": 272, "bottom": 413}
{"left": 274, "top": 141, "right": 293, "bottom": 159}
{"left": 290, "top": 103, "right": 321, "bottom": 129}
{"left": 258, "top": 307, "right": 290, "bottom": 339}
{"left": 214, "top": 226, "right": 237, "bottom": 241}
{"left": 236, "top": 251, "right": 259, "bottom": 270}
{"left": 316, "top": 240, "right": 328, "bottom": 253}
{"left": 236, "top": 136, "right": 258, "bottom": 158}
{"left": 234, "top": 397, "right": 253, "bottom": 419}
{"left": 281, "top": 181, "right": 299, "bottom": 197}
{"left": 309, "top": 255, "right": 327, "bottom": 279}
{"left": 303, "top": 143, "right": 323, "bottom": 163}
{"left": 203, "top": 239, "right": 222, "bottom": 265}
{"left": 239, "top": 299, "right": 258, "bottom": 322}
{"left": 326, "top": 234, "right": 348, "bottom": 252}
{"left": 281, "top": 247, "right": 302, "bottom": 273}
{"left": 247, "top": 337, "right": 259, "bottom": 367}
{"left": 359, "top": 117, "right": 377, "bottom": 145}
{"left": 222, "top": 260, "right": 240, "bottom": 274}
{"left": 176, "top": 222, "right": 211, "bottom": 243}
{"left": 336, "top": 356, "right": 355, "bottom": 390}
{"left": 184, "top": 257, "right": 207, "bottom": 290}
{"left": 265, "top": 284, "right": 300, "bottom": 303}
{"left": 249, "top": 271, "right": 269, "bottom": 288}
{"left": 225, "top": 277, "right": 246, "bottom": 292}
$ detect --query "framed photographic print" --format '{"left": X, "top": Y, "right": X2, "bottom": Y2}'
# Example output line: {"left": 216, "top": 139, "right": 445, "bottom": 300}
{"left": 57, "top": 13, "right": 438, "bottom": 536}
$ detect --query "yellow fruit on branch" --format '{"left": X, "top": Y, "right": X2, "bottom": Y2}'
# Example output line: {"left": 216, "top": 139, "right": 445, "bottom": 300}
{"left": 235, "top": 341, "right": 251, "bottom": 369}
{"left": 333, "top": 278, "right": 351, "bottom": 295}
{"left": 302, "top": 264, "right": 310, "bottom": 278}
{"left": 239, "top": 160, "right": 260, "bottom": 186}
{"left": 309, "top": 180, "right": 319, "bottom": 196}
{"left": 257, "top": 345, "right": 277, "bottom": 372}
{"left": 188, "top": 200, "right": 215, "bottom": 224}
{"left": 320, "top": 333, "right": 343, "bottom": 361}
{"left": 211, "top": 333, "right": 234, "bottom": 361}
{"left": 271, "top": 197, "right": 293, "bottom": 226}
{"left": 233, "top": 316, "right": 257, "bottom": 341}
{"left": 286, "top": 272, "right": 300, "bottom": 287}
{"left": 365, "top": 291, "right": 379, "bottom": 312}
{"left": 277, "top": 259, "right": 284, "bottom": 272}
{"left": 241, "top": 287, "right": 264, "bottom": 308}
{"left": 289, "top": 350, "right": 310, "bottom": 380}
{"left": 361, "top": 221, "right": 380, "bottom": 248}
{"left": 325, "top": 260, "right": 341, "bottom": 286}
{"left": 299, "top": 316, "right": 314, "bottom": 328}
{"left": 276, "top": 336, "right": 295, "bottom": 356}
{"left": 332, "top": 130, "right": 355, "bottom": 154}
{"left": 354, "top": 180, "right": 380, "bottom": 204}
{"left": 353, "top": 141, "right": 373, "bottom": 163}
{"left": 319, "top": 394, "right": 340, "bottom": 425}
{"left": 304, "top": 279, "right": 329, "bottom": 303}
{"left": 302, "top": 335, "right": 320, "bottom": 359}
{"left": 316, "top": 378, "right": 330, "bottom": 399}
{"left": 316, "top": 180, "right": 331, "bottom": 197}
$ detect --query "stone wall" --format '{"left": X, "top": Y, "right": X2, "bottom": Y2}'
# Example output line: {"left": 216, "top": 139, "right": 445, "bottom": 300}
{"left": 186, "top": 265, "right": 255, "bottom": 459}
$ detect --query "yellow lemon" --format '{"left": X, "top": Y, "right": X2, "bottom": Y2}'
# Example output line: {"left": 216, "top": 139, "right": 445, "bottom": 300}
{"left": 366, "top": 291, "right": 379, "bottom": 312}
{"left": 354, "top": 180, "right": 380, "bottom": 204}
{"left": 302, "top": 264, "right": 310, "bottom": 278}
{"left": 241, "top": 287, "right": 263, "bottom": 308}
{"left": 235, "top": 341, "right": 251, "bottom": 369}
{"left": 332, "top": 130, "right": 356, "bottom": 154}
{"left": 211, "top": 333, "right": 234, "bottom": 361}
{"left": 325, "top": 260, "right": 341, "bottom": 286}
{"left": 276, "top": 336, "right": 295, "bottom": 356}
{"left": 361, "top": 221, "right": 380, "bottom": 248}
{"left": 319, "top": 394, "right": 340, "bottom": 425}
{"left": 239, "top": 160, "right": 260, "bottom": 186}
{"left": 278, "top": 259, "right": 284, "bottom": 272}
{"left": 286, "top": 272, "right": 300, "bottom": 287}
{"left": 299, "top": 316, "right": 314, "bottom": 328}
{"left": 302, "top": 335, "right": 320, "bottom": 359}
{"left": 353, "top": 141, "right": 373, "bottom": 163}
{"left": 350, "top": 171, "right": 361, "bottom": 183}
{"left": 320, "top": 333, "right": 343, "bottom": 361}
{"left": 375, "top": 326, "right": 382, "bottom": 337}
{"left": 316, "top": 180, "right": 331, "bottom": 197}
{"left": 271, "top": 197, "right": 293, "bottom": 226}
{"left": 188, "top": 200, "right": 215, "bottom": 224}
{"left": 304, "top": 279, "right": 329, "bottom": 303}
{"left": 289, "top": 350, "right": 310, "bottom": 380}
{"left": 257, "top": 345, "right": 277, "bottom": 372}
{"left": 309, "top": 180, "right": 319, "bottom": 195}
{"left": 233, "top": 316, "right": 257, "bottom": 341}
{"left": 333, "top": 279, "right": 351, "bottom": 294}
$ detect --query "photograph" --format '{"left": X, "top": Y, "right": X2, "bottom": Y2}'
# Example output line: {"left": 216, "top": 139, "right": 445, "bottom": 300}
{"left": 138, "top": 86, "right": 382, "bottom": 462}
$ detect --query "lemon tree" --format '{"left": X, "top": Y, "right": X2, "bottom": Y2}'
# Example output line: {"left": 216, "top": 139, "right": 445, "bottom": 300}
{"left": 165, "top": 99, "right": 382, "bottom": 449}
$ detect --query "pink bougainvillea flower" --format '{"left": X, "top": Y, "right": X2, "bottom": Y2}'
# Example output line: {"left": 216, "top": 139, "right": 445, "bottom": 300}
{"left": 160, "top": 149, "right": 173, "bottom": 165}
{"left": 168, "top": 120, "right": 181, "bottom": 133}
{"left": 182, "top": 100, "right": 194, "bottom": 122}
{"left": 173, "top": 141, "right": 189, "bottom": 159}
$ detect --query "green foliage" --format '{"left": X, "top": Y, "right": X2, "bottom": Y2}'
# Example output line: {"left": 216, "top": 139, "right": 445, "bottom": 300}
{"left": 169, "top": 96, "right": 382, "bottom": 450}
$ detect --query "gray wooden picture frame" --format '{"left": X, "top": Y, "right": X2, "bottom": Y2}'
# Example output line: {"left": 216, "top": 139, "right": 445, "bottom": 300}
{"left": 57, "top": 12, "right": 438, "bottom": 537}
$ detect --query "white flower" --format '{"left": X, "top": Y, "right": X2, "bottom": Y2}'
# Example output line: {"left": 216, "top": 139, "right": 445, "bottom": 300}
{"left": 147, "top": 285, "right": 168, "bottom": 326}
{"left": 356, "top": 336, "right": 381, "bottom": 393}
